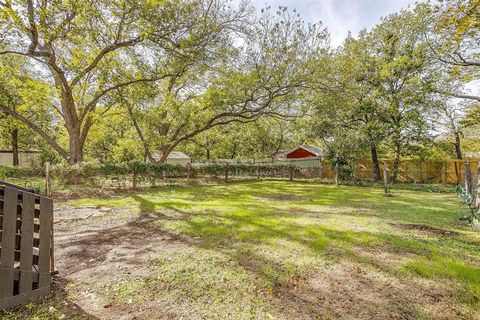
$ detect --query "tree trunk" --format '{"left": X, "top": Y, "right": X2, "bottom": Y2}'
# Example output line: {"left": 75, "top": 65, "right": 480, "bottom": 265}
{"left": 158, "top": 146, "right": 173, "bottom": 164}
{"left": 370, "top": 144, "right": 381, "bottom": 181}
{"left": 67, "top": 127, "right": 84, "bottom": 164}
{"left": 230, "top": 143, "right": 237, "bottom": 159}
{"left": 454, "top": 131, "right": 463, "bottom": 160}
{"left": 11, "top": 128, "right": 19, "bottom": 166}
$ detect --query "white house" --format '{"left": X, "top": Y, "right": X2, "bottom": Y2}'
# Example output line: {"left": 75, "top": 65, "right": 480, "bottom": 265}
{"left": 150, "top": 151, "right": 191, "bottom": 166}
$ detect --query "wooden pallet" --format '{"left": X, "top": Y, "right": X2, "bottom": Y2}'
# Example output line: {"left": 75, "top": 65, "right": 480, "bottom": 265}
{"left": 0, "top": 183, "right": 53, "bottom": 309}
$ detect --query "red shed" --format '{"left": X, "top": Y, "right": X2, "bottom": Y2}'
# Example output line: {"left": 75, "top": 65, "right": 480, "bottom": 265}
{"left": 285, "top": 146, "right": 323, "bottom": 159}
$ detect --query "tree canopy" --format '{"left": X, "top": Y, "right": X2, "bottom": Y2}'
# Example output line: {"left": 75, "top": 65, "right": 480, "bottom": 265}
{"left": 0, "top": 0, "right": 478, "bottom": 178}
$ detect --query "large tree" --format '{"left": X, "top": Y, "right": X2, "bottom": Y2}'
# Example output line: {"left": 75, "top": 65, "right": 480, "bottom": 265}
{"left": 356, "top": 11, "right": 434, "bottom": 182}
{"left": 0, "top": 0, "right": 250, "bottom": 163}
{"left": 126, "top": 6, "right": 329, "bottom": 163}
{"left": 332, "top": 36, "right": 387, "bottom": 180}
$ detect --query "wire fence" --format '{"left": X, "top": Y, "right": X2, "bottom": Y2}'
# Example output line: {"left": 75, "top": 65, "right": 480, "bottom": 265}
{"left": 0, "top": 158, "right": 477, "bottom": 191}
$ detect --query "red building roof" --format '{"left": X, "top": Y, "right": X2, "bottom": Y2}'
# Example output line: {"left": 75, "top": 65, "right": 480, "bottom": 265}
{"left": 285, "top": 146, "right": 323, "bottom": 159}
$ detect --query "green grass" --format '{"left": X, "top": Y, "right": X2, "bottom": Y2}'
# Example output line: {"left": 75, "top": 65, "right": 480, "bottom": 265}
{"left": 62, "top": 181, "right": 480, "bottom": 317}
{"left": 4, "top": 180, "right": 480, "bottom": 319}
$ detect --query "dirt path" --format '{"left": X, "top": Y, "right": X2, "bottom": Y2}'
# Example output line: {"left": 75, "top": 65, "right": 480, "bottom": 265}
{"left": 49, "top": 206, "right": 189, "bottom": 319}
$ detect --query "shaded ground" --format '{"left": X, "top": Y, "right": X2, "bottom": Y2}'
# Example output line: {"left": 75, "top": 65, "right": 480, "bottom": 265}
{"left": 1, "top": 181, "right": 479, "bottom": 319}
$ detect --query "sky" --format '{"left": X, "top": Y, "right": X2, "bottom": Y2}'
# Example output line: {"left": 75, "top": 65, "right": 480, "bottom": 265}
{"left": 248, "top": 0, "right": 417, "bottom": 47}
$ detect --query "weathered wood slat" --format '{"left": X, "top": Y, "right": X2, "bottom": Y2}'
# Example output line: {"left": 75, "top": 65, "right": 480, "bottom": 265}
{"left": 0, "top": 249, "right": 39, "bottom": 265}
{"left": 0, "top": 188, "right": 18, "bottom": 298}
{"left": 0, "top": 232, "right": 40, "bottom": 249}
{"left": 0, "top": 207, "right": 41, "bottom": 220}
{"left": 0, "top": 286, "right": 50, "bottom": 310}
{"left": 0, "top": 181, "right": 35, "bottom": 194}
{"left": 0, "top": 185, "right": 41, "bottom": 202}
{"left": 19, "top": 192, "right": 35, "bottom": 294}
{"left": 0, "top": 218, "right": 40, "bottom": 233}
{"left": 38, "top": 197, "right": 52, "bottom": 287}
{"left": 13, "top": 268, "right": 40, "bottom": 282}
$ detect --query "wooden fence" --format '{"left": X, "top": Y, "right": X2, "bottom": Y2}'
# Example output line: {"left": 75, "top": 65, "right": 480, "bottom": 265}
{"left": 350, "top": 159, "right": 477, "bottom": 184}
{"left": 0, "top": 182, "right": 53, "bottom": 309}
{"left": 199, "top": 158, "right": 478, "bottom": 184}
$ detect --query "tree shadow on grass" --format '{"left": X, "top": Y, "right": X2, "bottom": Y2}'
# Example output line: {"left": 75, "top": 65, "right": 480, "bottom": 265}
{"left": 132, "top": 181, "right": 460, "bottom": 228}
{"left": 124, "top": 195, "right": 465, "bottom": 317}
{"left": 41, "top": 181, "right": 477, "bottom": 319}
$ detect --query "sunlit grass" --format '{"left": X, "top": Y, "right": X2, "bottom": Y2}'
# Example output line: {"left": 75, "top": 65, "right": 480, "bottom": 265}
{"left": 61, "top": 180, "right": 480, "bottom": 317}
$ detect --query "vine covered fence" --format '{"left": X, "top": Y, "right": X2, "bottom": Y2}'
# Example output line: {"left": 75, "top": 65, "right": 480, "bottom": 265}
{"left": 0, "top": 159, "right": 477, "bottom": 187}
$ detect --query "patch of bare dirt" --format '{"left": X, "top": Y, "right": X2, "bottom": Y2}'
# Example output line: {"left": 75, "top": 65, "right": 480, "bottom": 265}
{"left": 50, "top": 207, "right": 196, "bottom": 319}
{"left": 52, "top": 188, "right": 135, "bottom": 201}
{"left": 392, "top": 223, "right": 459, "bottom": 237}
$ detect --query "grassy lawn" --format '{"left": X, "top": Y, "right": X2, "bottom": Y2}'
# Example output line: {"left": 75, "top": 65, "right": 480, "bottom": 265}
{"left": 2, "top": 180, "right": 480, "bottom": 319}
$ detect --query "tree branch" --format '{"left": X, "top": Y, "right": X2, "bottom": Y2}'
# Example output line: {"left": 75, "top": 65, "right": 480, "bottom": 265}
{"left": 81, "top": 72, "right": 185, "bottom": 122}
{"left": 0, "top": 103, "right": 69, "bottom": 160}
{"left": 70, "top": 36, "right": 143, "bottom": 87}
{"left": 126, "top": 102, "right": 155, "bottom": 163}
{"left": 0, "top": 50, "right": 49, "bottom": 66}
{"left": 436, "top": 89, "right": 480, "bottom": 102}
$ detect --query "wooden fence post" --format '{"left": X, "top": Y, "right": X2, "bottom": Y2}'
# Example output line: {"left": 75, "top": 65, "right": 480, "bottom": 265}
{"left": 187, "top": 162, "right": 192, "bottom": 182}
{"left": 132, "top": 172, "right": 138, "bottom": 190}
{"left": 225, "top": 163, "right": 229, "bottom": 182}
{"left": 44, "top": 163, "right": 55, "bottom": 273}
{"left": 318, "top": 159, "right": 322, "bottom": 179}
{"left": 256, "top": 164, "right": 260, "bottom": 180}
{"left": 383, "top": 161, "right": 390, "bottom": 195}
{"left": 44, "top": 161, "right": 51, "bottom": 196}
{"left": 465, "top": 161, "right": 473, "bottom": 195}
{"left": 289, "top": 165, "right": 294, "bottom": 182}
{"left": 335, "top": 160, "right": 339, "bottom": 186}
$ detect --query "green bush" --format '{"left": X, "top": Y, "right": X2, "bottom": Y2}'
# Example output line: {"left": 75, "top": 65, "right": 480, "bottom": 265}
{"left": 192, "top": 163, "right": 301, "bottom": 178}
{"left": 51, "top": 161, "right": 187, "bottom": 185}
{"left": 4, "top": 161, "right": 310, "bottom": 187}
{"left": 0, "top": 165, "right": 44, "bottom": 179}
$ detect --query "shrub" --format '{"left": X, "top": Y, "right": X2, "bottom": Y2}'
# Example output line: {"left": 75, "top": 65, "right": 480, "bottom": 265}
{"left": 0, "top": 166, "right": 44, "bottom": 179}
{"left": 51, "top": 161, "right": 187, "bottom": 185}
